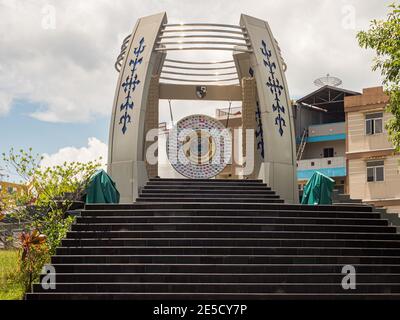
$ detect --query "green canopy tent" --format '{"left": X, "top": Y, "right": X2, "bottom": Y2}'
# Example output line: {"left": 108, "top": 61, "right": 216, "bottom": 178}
{"left": 85, "top": 170, "right": 120, "bottom": 204}
{"left": 301, "top": 171, "right": 335, "bottom": 205}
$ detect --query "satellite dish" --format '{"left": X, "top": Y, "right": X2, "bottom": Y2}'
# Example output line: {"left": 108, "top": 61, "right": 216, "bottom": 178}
{"left": 314, "top": 74, "right": 342, "bottom": 87}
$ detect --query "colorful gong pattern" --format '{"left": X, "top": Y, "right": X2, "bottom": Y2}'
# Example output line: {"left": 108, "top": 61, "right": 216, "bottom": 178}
{"left": 167, "top": 114, "right": 232, "bottom": 179}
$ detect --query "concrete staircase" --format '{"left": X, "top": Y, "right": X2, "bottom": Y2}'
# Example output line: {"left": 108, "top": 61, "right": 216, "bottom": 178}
{"left": 332, "top": 190, "right": 400, "bottom": 233}
{"left": 26, "top": 178, "right": 400, "bottom": 300}
{"left": 332, "top": 190, "right": 363, "bottom": 205}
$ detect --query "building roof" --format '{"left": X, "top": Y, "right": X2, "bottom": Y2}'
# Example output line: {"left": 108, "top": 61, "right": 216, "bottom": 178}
{"left": 297, "top": 85, "right": 360, "bottom": 107}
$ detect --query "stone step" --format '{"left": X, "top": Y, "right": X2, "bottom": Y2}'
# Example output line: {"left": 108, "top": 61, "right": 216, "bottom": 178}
{"left": 66, "top": 230, "right": 400, "bottom": 240}
{"left": 143, "top": 185, "right": 271, "bottom": 190}
{"left": 146, "top": 181, "right": 267, "bottom": 187}
{"left": 139, "top": 193, "right": 279, "bottom": 199}
{"left": 84, "top": 203, "right": 374, "bottom": 212}
{"left": 141, "top": 188, "right": 275, "bottom": 194}
{"left": 28, "top": 178, "right": 400, "bottom": 300}
{"left": 333, "top": 194, "right": 363, "bottom": 202}
{"left": 25, "top": 292, "right": 400, "bottom": 300}
{"left": 332, "top": 200, "right": 351, "bottom": 205}
{"left": 149, "top": 178, "right": 264, "bottom": 183}
{"left": 46, "top": 263, "right": 400, "bottom": 274}
{"left": 61, "top": 238, "right": 400, "bottom": 249}
{"left": 76, "top": 216, "right": 387, "bottom": 226}
{"left": 38, "top": 272, "right": 400, "bottom": 284}
{"left": 30, "top": 282, "right": 400, "bottom": 294}
{"left": 80, "top": 209, "right": 381, "bottom": 219}
{"left": 135, "top": 198, "right": 285, "bottom": 203}
{"left": 50, "top": 254, "right": 400, "bottom": 265}
{"left": 70, "top": 223, "right": 395, "bottom": 233}
{"left": 55, "top": 246, "right": 400, "bottom": 256}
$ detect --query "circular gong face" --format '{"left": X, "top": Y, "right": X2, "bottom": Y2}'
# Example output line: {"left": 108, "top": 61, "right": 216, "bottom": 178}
{"left": 166, "top": 114, "right": 232, "bottom": 179}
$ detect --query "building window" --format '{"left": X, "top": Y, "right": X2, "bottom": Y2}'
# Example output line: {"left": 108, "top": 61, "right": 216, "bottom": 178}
{"left": 365, "top": 112, "right": 383, "bottom": 135}
{"left": 323, "top": 148, "right": 334, "bottom": 158}
{"left": 366, "top": 160, "right": 384, "bottom": 182}
{"left": 311, "top": 162, "right": 315, "bottom": 167}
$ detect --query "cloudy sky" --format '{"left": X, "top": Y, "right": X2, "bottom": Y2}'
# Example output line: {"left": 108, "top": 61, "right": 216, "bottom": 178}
{"left": 0, "top": 0, "right": 391, "bottom": 180}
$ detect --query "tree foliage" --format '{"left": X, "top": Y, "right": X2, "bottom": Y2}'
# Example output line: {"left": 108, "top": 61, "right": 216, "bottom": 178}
{"left": 0, "top": 147, "right": 102, "bottom": 294}
{"left": 357, "top": 3, "right": 400, "bottom": 150}
{"left": 1, "top": 147, "right": 101, "bottom": 251}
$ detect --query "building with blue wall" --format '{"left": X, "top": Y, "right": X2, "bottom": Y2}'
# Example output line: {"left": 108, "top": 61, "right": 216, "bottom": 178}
{"left": 293, "top": 84, "right": 360, "bottom": 193}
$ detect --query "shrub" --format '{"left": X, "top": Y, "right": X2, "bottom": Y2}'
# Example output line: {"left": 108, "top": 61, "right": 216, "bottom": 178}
{"left": 1, "top": 147, "right": 102, "bottom": 294}
{"left": 17, "top": 230, "right": 49, "bottom": 292}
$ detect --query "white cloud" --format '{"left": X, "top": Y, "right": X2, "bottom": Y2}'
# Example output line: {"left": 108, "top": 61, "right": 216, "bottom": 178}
{"left": 0, "top": 0, "right": 390, "bottom": 123}
{"left": 0, "top": 91, "right": 12, "bottom": 116}
{"left": 40, "top": 137, "right": 107, "bottom": 168}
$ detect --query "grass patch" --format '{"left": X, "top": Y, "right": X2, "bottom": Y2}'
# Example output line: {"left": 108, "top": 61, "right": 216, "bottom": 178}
{"left": 0, "top": 250, "right": 24, "bottom": 300}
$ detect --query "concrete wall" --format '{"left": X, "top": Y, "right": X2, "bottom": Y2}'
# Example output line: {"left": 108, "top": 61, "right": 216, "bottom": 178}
{"left": 347, "top": 111, "right": 393, "bottom": 153}
{"left": 308, "top": 122, "right": 345, "bottom": 137}
{"left": 298, "top": 156, "right": 345, "bottom": 171}
{"left": 303, "top": 140, "right": 345, "bottom": 159}
{"left": 387, "top": 206, "right": 400, "bottom": 215}
{"left": 345, "top": 86, "right": 400, "bottom": 212}
{"left": 345, "top": 86, "right": 392, "bottom": 154}
{"left": 348, "top": 155, "right": 400, "bottom": 201}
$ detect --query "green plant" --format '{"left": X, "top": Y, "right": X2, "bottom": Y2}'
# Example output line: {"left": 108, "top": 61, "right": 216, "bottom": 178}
{"left": 32, "top": 209, "right": 75, "bottom": 255}
{"left": 1, "top": 147, "right": 102, "bottom": 296}
{"left": 357, "top": 2, "right": 400, "bottom": 150}
{"left": 17, "top": 230, "right": 48, "bottom": 292}
{"left": 2, "top": 148, "right": 101, "bottom": 251}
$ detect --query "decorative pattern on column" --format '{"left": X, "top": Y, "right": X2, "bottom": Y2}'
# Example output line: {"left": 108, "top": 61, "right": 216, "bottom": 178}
{"left": 120, "top": 37, "right": 146, "bottom": 134}
{"left": 241, "top": 77, "right": 257, "bottom": 178}
{"left": 144, "top": 75, "right": 159, "bottom": 178}
{"left": 260, "top": 40, "right": 286, "bottom": 137}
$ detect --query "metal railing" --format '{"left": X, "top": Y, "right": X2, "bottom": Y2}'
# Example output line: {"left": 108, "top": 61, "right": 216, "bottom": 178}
{"left": 157, "top": 23, "right": 251, "bottom": 53}
{"left": 114, "top": 22, "right": 288, "bottom": 86}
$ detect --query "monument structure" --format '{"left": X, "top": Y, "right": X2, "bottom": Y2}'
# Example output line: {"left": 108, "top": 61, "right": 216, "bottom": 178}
{"left": 26, "top": 12, "right": 400, "bottom": 301}
{"left": 107, "top": 12, "right": 298, "bottom": 203}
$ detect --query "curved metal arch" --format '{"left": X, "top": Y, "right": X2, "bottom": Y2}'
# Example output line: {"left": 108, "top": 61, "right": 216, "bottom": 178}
{"left": 120, "top": 34, "right": 131, "bottom": 48}
{"left": 163, "top": 64, "right": 236, "bottom": 70}
{"left": 164, "top": 23, "right": 244, "bottom": 29}
{"left": 161, "top": 70, "right": 238, "bottom": 76}
{"left": 157, "top": 40, "right": 251, "bottom": 46}
{"left": 155, "top": 47, "right": 252, "bottom": 53}
{"left": 115, "top": 51, "right": 127, "bottom": 72}
{"left": 159, "top": 34, "right": 249, "bottom": 41}
{"left": 160, "top": 76, "right": 239, "bottom": 83}
{"left": 114, "top": 34, "right": 133, "bottom": 72}
{"left": 164, "top": 58, "right": 234, "bottom": 65}
{"left": 160, "top": 28, "right": 246, "bottom": 35}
